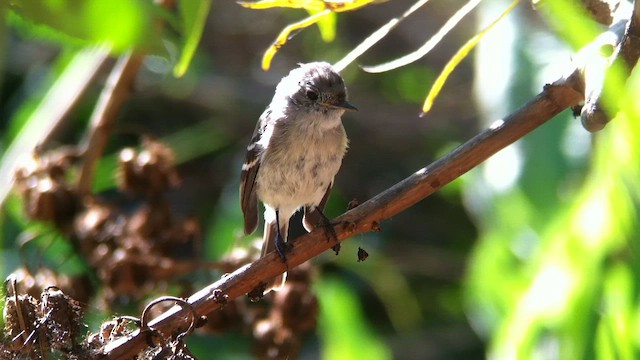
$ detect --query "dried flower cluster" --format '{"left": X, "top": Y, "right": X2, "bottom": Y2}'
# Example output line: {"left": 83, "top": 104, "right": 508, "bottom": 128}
{"left": 2, "top": 282, "right": 84, "bottom": 358}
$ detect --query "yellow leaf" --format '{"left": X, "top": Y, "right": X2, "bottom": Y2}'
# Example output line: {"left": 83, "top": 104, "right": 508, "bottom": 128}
{"left": 422, "top": 0, "right": 521, "bottom": 115}
{"left": 261, "top": 9, "right": 331, "bottom": 70}
{"left": 237, "top": 0, "right": 325, "bottom": 11}
{"left": 241, "top": 0, "right": 379, "bottom": 70}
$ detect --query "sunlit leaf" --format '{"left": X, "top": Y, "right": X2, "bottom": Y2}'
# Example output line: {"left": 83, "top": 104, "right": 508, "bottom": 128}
{"left": 174, "top": 0, "right": 213, "bottom": 77}
{"left": 469, "top": 32, "right": 640, "bottom": 359}
{"left": 238, "top": 0, "right": 327, "bottom": 11}
{"left": 239, "top": 0, "right": 377, "bottom": 70}
{"left": 596, "top": 264, "right": 635, "bottom": 359}
{"left": 261, "top": 9, "right": 331, "bottom": 70}
{"left": 325, "top": 0, "right": 378, "bottom": 12}
{"left": 535, "top": 0, "right": 602, "bottom": 50}
{"left": 421, "top": 0, "right": 520, "bottom": 115}
{"left": 238, "top": 0, "right": 376, "bottom": 12}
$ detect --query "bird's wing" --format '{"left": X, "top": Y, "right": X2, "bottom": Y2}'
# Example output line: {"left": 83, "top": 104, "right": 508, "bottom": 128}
{"left": 240, "top": 109, "right": 270, "bottom": 235}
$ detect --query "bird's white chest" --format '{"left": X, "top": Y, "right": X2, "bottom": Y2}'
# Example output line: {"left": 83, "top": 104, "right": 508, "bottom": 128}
{"left": 256, "top": 116, "right": 347, "bottom": 211}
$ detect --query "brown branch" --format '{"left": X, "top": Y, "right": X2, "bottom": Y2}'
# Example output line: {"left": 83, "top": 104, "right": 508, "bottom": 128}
{"left": 76, "top": 52, "right": 144, "bottom": 196}
{"left": 581, "top": 0, "right": 640, "bottom": 131}
{"left": 75, "top": 0, "right": 176, "bottom": 196}
{"left": 582, "top": 0, "right": 621, "bottom": 25}
{"left": 99, "top": 64, "right": 585, "bottom": 360}
{"left": 619, "top": 0, "right": 640, "bottom": 68}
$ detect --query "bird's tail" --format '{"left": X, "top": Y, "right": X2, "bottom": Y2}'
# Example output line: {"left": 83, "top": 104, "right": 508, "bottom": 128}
{"left": 262, "top": 220, "right": 287, "bottom": 291}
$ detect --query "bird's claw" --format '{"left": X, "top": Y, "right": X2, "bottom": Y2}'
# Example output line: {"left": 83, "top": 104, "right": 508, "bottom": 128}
{"left": 275, "top": 233, "right": 292, "bottom": 262}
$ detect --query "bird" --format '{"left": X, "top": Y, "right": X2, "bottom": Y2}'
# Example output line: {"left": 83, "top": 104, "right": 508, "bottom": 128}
{"left": 240, "top": 62, "right": 356, "bottom": 289}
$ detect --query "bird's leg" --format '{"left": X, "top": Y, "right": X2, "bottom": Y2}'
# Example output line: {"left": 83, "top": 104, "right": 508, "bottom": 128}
{"left": 313, "top": 207, "right": 341, "bottom": 254}
{"left": 274, "top": 209, "right": 292, "bottom": 262}
{"left": 313, "top": 207, "right": 337, "bottom": 240}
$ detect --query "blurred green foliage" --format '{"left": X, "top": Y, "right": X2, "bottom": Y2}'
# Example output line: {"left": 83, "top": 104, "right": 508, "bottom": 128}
{"left": 8, "top": 0, "right": 167, "bottom": 52}
{"left": 465, "top": 1, "right": 640, "bottom": 359}
{"left": 317, "top": 276, "right": 391, "bottom": 360}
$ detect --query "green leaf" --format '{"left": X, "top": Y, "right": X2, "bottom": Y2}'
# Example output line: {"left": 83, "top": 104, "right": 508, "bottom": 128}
{"left": 422, "top": 0, "right": 520, "bottom": 115}
{"left": 535, "top": 0, "right": 603, "bottom": 50}
{"left": 174, "top": 0, "right": 213, "bottom": 77}
{"left": 308, "top": 9, "right": 336, "bottom": 42}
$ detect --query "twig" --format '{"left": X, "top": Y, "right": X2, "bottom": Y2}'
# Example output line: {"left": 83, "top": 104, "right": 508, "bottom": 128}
{"left": 99, "top": 60, "right": 585, "bottom": 360}
{"left": 76, "top": 53, "right": 144, "bottom": 196}
{"left": 361, "top": 0, "right": 482, "bottom": 73}
{"left": 75, "top": 0, "right": 176, "bottom": 197}
{"left": 333, "top": 0, "right": 431, "bottom": 72}
{"left": 619, "top": 0, "right": 640, "bottom": 67}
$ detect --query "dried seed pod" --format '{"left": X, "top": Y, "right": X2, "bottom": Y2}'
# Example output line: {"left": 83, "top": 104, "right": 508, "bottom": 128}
{"left": 203, "top": 298, "right": 242, "bottom": 334}
{"left": 117, "top": 139, "right": 180, "bottom": 196}
{"left": 39, "top": 287, "right": 84, "bottom": 351}
{"left": 23, "top": 175, "right": 78, "bottom": 227}
{"left": 0, "top": 345, "right": 18, "bottom": 359}
{"left": 357, "top": 247, "right": 369, "bottom": 262}
{"left": 141, "top": 339, "right": 197, "bottom": 360}
{"left": 14, "top": 150, "right": 79, "bottom": 229}
{"left": 85, "top": 316, "right": 139, "bottom": 349}
{"left": 9, "top": 267, "right": 92, "bottom": 305}
{"left": 74, "top": 202, "right": 115, "bottom": 244}
{"left": 3, "top": 292, "right": 39, "bottom": 352}
{"left": 273, "top": 284, "right": 318, "bottom": 333}
{"left": 252, "top": 319, "right": 300, "bottom": 360}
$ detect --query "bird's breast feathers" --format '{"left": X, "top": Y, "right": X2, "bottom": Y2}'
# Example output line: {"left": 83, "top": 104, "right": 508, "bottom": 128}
{"left": 255, "top": 117, "right": 347, "bottom": 210}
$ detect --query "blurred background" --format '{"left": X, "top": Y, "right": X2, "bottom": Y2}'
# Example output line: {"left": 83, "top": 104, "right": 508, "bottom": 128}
{"left": 2, "top": 0, "right": 640, "bottom": 359}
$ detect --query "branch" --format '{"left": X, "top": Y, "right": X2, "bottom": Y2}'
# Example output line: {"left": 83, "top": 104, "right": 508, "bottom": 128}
{"left": 100, "top": 65, "right": 585, "bottom": 360}
{"left": 76, "top": 53, "right": 144, "bottom": 196}
{"left": 75, "top": 0, "right": 176, "bottom": 195}
{"left": 619, "top": 0, "right": 640, "bottom": 68}
{"left": 580, "top": 0, "right": 640, "bottom": 130}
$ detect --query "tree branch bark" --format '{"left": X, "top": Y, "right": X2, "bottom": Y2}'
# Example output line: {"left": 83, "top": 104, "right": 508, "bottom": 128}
{"left": 100, "top": 66, "right": 585, "bottom": 360}
{"left": 76, "top": 53, "right": 144, "bottom": 196}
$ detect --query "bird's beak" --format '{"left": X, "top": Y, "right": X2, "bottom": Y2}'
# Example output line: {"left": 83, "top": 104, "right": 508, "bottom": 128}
{"left": 333, "top": 100, "right": 358, "bottom": 111}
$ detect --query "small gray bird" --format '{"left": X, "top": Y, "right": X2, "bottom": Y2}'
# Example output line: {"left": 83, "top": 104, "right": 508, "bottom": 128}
{"left": 240, "top": 62, "right": 356, "bottom": 289}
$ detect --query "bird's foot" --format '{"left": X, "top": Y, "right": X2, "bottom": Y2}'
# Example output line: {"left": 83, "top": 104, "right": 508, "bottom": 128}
{"left": 275, "top": 233, "right": 292, "bottom": 262}
{"left": 313, "top": 209, "right": 337, "bottom": 241}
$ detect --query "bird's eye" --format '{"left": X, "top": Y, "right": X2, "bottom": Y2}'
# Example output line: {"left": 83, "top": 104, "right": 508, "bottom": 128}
{"left": 306, "top": 90, "right": 318, "bottom": 101}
